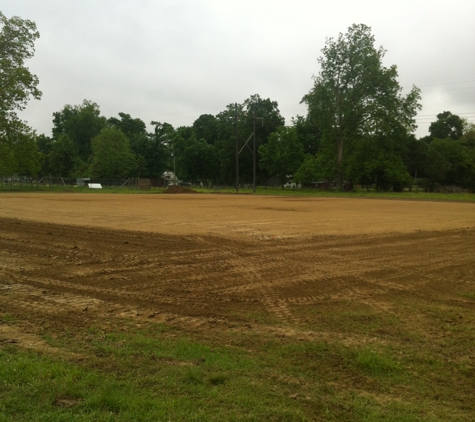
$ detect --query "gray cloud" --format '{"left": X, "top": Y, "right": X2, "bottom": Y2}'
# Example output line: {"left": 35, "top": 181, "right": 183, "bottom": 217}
{"left": 4, "top": 0, "right": 475, "bottom": 138}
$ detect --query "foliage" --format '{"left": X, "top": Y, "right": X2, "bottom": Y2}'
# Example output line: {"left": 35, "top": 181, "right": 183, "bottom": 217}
{"left": 0, "top": 11, "right": 42, "bottom": 176}
{"left": 427, "top": 139, "right": 475, "bottom": 188}
{"left": 0, "top": 11, "right": 41, "bottom": 131}
{"left": 461, "top": 121, "right": 475, "bottom": 149}
{"left": 259, "top": 126, "right": 304, "bottom": 185}
{"left": 212, "top": 95, "right": 286, "bottom": 185}
{"left": 405, "top": 136, "right": 429, "bottom": 180}
{"left": 303, "top": 24, "right": 421, "bottom": 187}
{"left": 0, "top": 119, "right": 41, "bottom": 176}
{"left": 192, "top": 114, "right": 218, "bottom": 145}
{"left": 109, "top": 113, "right": 156, "bottom": 178}
{"left": 0, "top": 137, "right": 15, "bottom": 175}
{"left": 108, "top": 112, "right": 147, "bottom": 140}
{"left": 48, "top": 134, "right": 78, "bottom": 177}
{"left": 347, "top": 135, "right": 412, "bottom": 191}
{"left": 429, "top": 111, "right": 464, "bottom": 141}
{"left": 145, "top": 121, "right": 174, "bottom": 178}
{"left": 292, "top": 115, "right": 321, "bottom": 155}
{"left": 293, "top": 154, "right": 319, "bottom": 184}
{"left": 11, "top": 129, "right": 42, "bottom": 176}
{"left": 90, "top": 127, "right": 136, "bottom": 178}
{"left": 179, "top": 137, "right": 218, "bottom": 182}
{"left": 52, "top": 100, "right": 107, "bottom": 161}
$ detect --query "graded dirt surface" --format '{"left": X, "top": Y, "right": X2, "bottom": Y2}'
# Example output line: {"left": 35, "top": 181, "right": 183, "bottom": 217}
{"left": 2, "top": 192, "right": 475, "bottom": 419}
{"left": 0, "top": 193, "right": 474, "bottom": 240}
{"left": 1, "top": 193, "right": 474, "bottom": 340}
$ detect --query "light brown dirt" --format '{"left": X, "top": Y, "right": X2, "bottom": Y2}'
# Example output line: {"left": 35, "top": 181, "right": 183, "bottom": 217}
{"left": 0, "top": 193, "right": 474, "bottom": 239}
{"left": 0, "top": 193, "right": 474, "bottom": 351}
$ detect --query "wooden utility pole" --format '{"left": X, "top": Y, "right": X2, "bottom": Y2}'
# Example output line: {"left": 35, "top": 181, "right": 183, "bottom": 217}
{"left": 234, "top": 104, "right": 263, "bottom": 193}
{"left": 235, "top": 103, "right": 239, "bottom": 192}
{"left": 253, "top": 108, "right": 256, "bottom": 193}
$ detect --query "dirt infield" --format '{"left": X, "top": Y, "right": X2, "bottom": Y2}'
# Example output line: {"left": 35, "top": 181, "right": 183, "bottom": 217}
{"left": 1, "top": 193, "right": 474, "bottom": 338}
{"left": 0, "top": 193, "right": 474, "bottom": 239}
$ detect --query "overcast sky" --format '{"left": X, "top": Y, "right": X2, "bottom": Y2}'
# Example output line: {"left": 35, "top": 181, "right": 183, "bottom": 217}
{"left": 4, "top": 0, "right": 475, "bottom": 138}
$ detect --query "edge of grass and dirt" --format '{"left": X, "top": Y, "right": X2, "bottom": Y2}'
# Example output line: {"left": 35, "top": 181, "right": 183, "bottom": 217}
{"left": 1, "top": 293, "right": 474, "bottom": 421}
{"left": 1, "top": 184, "right": 475, "bottom": 203}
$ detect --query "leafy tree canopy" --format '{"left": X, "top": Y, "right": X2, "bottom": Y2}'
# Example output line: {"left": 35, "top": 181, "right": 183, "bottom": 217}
{"left": 0, "top": 11, "right": 42, "bottom": 176}
{"left": 179, "top": 137, "right": 218, "bottom": 182}
{"left": 303, "top": 23, "right": 421, "bottom": 186}
{"left": 292, "top": 115, "right": 321, "bottom": 155}
{"left": 461, "top": 121, "right": 475, "bottom": 149}
{"left": 48, "top": 134, "right": 78, "bottom": 177}
{"left": 259, "top": 126, "right": 304, "bottom": 185}
{"left": 193, "top": 114, "right": 218, "bottom": 145}
{"left": 293, "top": 154, "right": 319, "bottom": 185}
{"left": 108, "top": 112, "right": 147, "bottom": 140}
{"left": 428, "top": 138, "right": 475, "bottom": 188}
{"left": 0, "top": 11, "right": 41, "bottom": 131}
{"left": 429, "top": 111, "right": 464, "bottom": 141}
{"left": 52, "top": 100, "right": 106, "bottom": 161}
{"left": 90, "top": 127, "right": 136, "bottom": 179}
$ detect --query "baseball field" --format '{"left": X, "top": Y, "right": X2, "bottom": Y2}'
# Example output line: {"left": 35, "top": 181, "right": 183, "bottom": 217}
{"left": 1, "top": 193, "right": 474, "bottom": 420}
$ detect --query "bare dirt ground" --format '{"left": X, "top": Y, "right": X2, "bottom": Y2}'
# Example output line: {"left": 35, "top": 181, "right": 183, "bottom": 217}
{"left": 1, "top": 193, "right": 474, "bottom": 351}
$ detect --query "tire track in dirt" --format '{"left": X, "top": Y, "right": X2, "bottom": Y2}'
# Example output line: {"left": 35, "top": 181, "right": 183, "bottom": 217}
{"left": 1, "top": 217, "right": 475, "bottom": 338}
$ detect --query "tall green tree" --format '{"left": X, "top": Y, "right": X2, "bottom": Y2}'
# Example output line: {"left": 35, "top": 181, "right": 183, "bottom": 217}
{"left": 149, "top": 121, "right": 175, "bottom": 177}
{"left": 14, "top": 130, "right": 41, "bottom": 176}
{"left": 292, "top": 115, "right": 321, "bottom": 155}
{"left": 405, "top": 136, "right": 429, "bottom": 182}
{"left": 214, "top": 95, "right": 285, "bottom": 185}
{"left": 303, "top": 24, "right": 421, "bottom": 187}
{"left": 108, "top": 112, "right": 147, "bottom": 140}
{"left": 48, "top": 134, "right": 78, "bottom": 177}
{"left": 52, "top": 100, "right": 106, "bottom": 161}
{"left": 429, "top": 111, "right": 464, "bottom": 141}
{"left": 461, "top": 122, "right": 475, "bottom": 150}
{"left": 428, "top": 139, "right": 475, "bottom": 188}
{"left": 180, "top": 137, "right": 218, "bottom": 183}
{"left": 346, "top": 136, "right": 412, "bottom": 191}
{"left": 90, "top": 127, "right": 136, "bottom": 179}
{"left": 214, "top": 103, "right": 245, "bottom": 184}
{"left": 0, "top": 11, "right": 42, "bottom": 175}
{"left": 193, "top": 114, "right": 218, "bottom": 145}
{"left": 108, "top": 113, "right": 151, "bottom": 177}
{"left": 293, "top": 154, "right": 319, "bottom": 185}
{"left": 0, "top": 11, "right": 41, "bottom": 131}
{"left": 259, "top": 126, "right": 304, "bottom": 186}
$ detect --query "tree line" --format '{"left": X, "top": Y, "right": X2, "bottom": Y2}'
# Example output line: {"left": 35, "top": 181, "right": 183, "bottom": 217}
{"left": 1, "top": 13, "right": 474, "bottom": 191}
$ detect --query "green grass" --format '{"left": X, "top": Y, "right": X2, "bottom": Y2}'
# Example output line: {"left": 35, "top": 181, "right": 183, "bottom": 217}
{"left": 1, "top": 311, "right": 474, "bottom": 421}
{"left": 195, "top": 186, "right": 475, "bottom": 202}
{"left": 2, "top": 184, "right": 474, "bottom": 202}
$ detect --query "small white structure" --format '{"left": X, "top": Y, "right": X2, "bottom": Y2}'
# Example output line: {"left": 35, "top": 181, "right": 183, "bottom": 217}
{"left": 284, "top": 182, "right": 300, "bottom": 188}
{"left": 88, "top": 183, "right": 102, "bottom": 189}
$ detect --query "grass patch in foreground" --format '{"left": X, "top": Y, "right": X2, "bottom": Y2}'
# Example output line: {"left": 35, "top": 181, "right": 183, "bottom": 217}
{"left": 2, "top": 317, "right": 474, "bottom": 421}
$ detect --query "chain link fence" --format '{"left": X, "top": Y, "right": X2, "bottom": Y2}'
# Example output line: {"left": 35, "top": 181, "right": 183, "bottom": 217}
{"left": 0, "top": 177, "right": 139, "bottom": 191}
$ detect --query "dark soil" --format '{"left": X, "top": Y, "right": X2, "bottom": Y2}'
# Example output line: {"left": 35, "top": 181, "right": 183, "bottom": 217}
{"left": 165, "top": 186, "right": 197, "bottom": 194}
